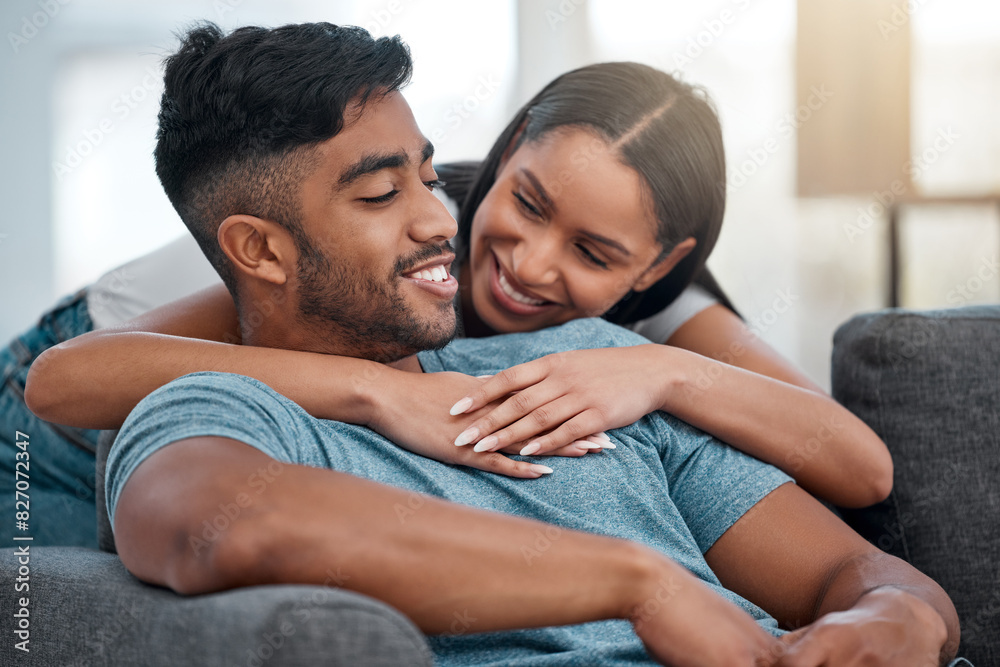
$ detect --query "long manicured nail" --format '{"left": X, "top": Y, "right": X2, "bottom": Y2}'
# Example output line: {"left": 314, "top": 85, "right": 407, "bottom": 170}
{"left": 454, "top": 427, "right": 479, "bottom": 447}
{"left": 578, "top": 441, "right": 604, "bottom": 450}
{"left": 594, "top": 431, "right": 611, "bottom": 442}
{"left": 520, "top": 442, "right": 542, "bottom": 456}
{"left": 601, "top": 442, "right": 617, "bottom": 450}
{"left": 529, "top": 464, "right": 553, "bottom": 475}
{"left": 473, "top": 435, "right": 499, "bottom": 452}
{"left": 449, "top": 397, "right": 474, "bottom": 416}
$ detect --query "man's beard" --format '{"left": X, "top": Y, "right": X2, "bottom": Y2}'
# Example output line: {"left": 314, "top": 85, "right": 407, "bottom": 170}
{"left": 295, "top": 242, "right": 457, "bottom": 363}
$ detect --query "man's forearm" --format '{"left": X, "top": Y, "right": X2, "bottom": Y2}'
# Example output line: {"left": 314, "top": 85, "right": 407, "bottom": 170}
{"left": 814, "top": 551, "right": 960, "bottom": 664}
{"left": 230, "top": 460, "right": 663, "bottom": 633}
{"left": 116, "top": 437, "right": 668, "bottom": 635}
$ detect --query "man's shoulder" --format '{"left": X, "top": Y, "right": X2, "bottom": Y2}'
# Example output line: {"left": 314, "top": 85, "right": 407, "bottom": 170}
{"left": 421, "top": 318, "right": 648, "bottom": 373}
{"left": 123, "top": 371, "right": 300, "bottom": 430}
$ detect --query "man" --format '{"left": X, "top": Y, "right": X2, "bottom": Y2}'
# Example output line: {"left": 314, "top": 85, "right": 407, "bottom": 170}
{"left": 99, "top": 22, "right": 958, "bottom": 666}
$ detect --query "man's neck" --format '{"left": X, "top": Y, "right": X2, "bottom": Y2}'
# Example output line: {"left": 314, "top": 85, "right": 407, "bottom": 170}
{"left": 238, "top": 308, "right": 425, "bottom": 373}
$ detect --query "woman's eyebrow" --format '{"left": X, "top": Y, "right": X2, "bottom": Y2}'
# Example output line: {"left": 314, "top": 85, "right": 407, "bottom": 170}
{"left": 581, "top": 230, "right": 632, "bottom": 257}
{"left": 520, "top": 167, "right": 631, "bottom": 257}
{"left": 520, "top": 168, "right": 557, "bottom": 213}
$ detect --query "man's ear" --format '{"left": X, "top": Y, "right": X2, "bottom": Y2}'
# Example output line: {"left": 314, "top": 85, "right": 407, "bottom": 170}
{"left": 632, "top": 237, "right": 697, "bottom": 293}
{"left": 217, "top": 215, "right": 295, "bottom": 286}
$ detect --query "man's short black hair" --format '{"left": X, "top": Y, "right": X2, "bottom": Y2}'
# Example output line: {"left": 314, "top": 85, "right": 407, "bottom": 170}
{"left": 154, "top": 22, "right": 412, "bottom": 291}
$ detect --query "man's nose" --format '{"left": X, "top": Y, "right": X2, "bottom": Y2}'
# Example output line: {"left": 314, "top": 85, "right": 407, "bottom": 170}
{"left": 409, "top": 187, "right": 458, "bottom": 243}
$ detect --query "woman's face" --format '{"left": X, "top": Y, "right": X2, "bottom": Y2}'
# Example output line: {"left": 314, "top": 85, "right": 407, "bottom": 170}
{"left": 467, "top": 127, "right": 675, "bottom": 334}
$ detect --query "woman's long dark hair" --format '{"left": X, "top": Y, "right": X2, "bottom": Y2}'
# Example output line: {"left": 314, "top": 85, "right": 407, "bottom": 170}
{"left": 439, "top": 61, "right": 738, "bottom": 324}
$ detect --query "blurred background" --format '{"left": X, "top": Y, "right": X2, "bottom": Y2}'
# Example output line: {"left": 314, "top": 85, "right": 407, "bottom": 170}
{"left": 1, "top": 0, "right": 998, "bottom": 388}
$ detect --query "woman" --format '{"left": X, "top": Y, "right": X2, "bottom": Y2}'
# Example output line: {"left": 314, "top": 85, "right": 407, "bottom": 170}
{"left": 25, "top": 62, "right": 890, "bottom": 536}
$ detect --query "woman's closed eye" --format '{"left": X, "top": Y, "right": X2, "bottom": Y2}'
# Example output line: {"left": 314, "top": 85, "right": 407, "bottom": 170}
{"left": 576, "top": 243, "right": 609, "bottom": 269}
{"left": 513, "top": 190, "right": 542, "bottom": 218}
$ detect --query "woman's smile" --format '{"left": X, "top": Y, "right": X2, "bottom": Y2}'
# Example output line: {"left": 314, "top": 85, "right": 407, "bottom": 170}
{"left": 487, "top": 250, "right": 560, "bottom": 317}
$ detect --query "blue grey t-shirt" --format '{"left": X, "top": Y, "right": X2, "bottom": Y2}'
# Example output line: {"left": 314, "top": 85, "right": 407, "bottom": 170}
{"left": 108, "top": 318, "right": 792, "bottom": 666}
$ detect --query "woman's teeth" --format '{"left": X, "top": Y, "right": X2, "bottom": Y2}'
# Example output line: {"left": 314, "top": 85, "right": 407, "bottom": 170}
{"left": 409, "top": 265, "right": 450, "bottom": 282}
{"left": 498, "top": 268, "right": 546, "bottom": 306}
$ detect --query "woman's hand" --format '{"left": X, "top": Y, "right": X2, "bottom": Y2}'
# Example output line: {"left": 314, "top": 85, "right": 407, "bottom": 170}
{"left": 365, "top": 368, "right": 611, "bottom": 478}
{"left": 447, "top": 346, "right": 668, "bottom": 456}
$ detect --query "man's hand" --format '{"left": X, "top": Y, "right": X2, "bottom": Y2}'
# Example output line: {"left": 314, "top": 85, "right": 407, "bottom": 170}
{"left": 627, "top": 561, "right": 783, "bottom": 666}
{"left": 771, "top": 587, "right": 950, "bottom": 667}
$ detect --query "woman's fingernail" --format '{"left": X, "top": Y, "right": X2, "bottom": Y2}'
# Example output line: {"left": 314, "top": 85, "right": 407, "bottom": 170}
{"left": 473, "top": 435, "right": 499, "bottom": 452}
{"left": 520, "top": 442, "right": 542, "bottom": 456}
{"left": 454, "top": 427, "right": 479, "bottom": 447}
{"left": 449, "top": 397, "right": 474, "bottom": 416}
{"left": 581, "top": 442, "right": 604, "bottom": 450}
{"left": 595, "top": 431, "right": 611, "bottom": 442}
{"left": 601, "top": 443, "right": 617, "bottom": 450}
{"left": 529, "top": 464, "right": 553, "bottom": 475}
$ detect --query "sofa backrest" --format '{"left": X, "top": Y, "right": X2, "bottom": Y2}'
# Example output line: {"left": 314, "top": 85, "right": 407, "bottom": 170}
{"left": 832, "top": 305, "right": 1000, "bottom": 665}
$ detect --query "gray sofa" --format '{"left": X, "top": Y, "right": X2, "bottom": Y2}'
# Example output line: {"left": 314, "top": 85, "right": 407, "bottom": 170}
{"left": 2, "top": 305, "right": 997, "bottom": 665}
{"left": 832, "top": 305, "right": 999, "bottom": 666}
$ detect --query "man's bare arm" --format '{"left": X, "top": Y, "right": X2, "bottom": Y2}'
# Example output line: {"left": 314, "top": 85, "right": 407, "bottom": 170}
{"left": 705, "top": 482, "right": 959, "bottom": 665}
{"left": 114, "top": 436, "right": 778, "bottom": 665}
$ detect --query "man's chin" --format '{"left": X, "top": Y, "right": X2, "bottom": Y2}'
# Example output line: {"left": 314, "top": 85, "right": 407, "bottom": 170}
{"left": 368, "top": 314, "right": 458, "bottom": 364}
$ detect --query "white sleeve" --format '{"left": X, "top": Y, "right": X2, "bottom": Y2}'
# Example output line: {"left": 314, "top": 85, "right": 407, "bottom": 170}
{"left": 624, "top": 283, "right": 718, "bottom": 344}
{"left": 86, "top": 234, "right": 223, "bottom": 330}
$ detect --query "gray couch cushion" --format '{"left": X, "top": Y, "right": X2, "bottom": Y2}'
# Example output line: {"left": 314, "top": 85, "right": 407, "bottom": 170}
{"left": 832, "top": 306, "right": 1000, "bottom": 666}
{"left": 1, "top": 546, "right": 433, "bottom": 666}
{"left": 96, "top": 429, "right": 116, "bottom": 554}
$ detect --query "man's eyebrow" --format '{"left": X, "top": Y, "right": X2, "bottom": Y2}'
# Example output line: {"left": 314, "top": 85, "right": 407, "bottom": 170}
{"left": 520, "top": 167, "right": 631, "bottom": 257}
{"left": 336, "top": 140, "right": 436, "bottom": 191}
{"left": 337, "top": 152, "right": 407, "bottom": 189}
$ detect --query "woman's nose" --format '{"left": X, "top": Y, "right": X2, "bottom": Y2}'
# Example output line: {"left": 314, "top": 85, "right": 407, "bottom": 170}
{"left": 511, "top": 234, "right": 560, "bottom": 287}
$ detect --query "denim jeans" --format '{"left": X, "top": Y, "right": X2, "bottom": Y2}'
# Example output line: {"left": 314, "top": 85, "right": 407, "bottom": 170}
{"left": 1, "top": 289, "right": 101, "bottom": 547}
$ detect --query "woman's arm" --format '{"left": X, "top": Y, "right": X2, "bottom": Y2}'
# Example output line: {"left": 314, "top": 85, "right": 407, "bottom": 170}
{"left": 450, "top": 306, "right": 892, "bottom": 508}
{"left": 24, "top": 284, "right": 584, "bottom": 477}
{"left": 25, "top": 284, "right": 380, "bottom": 429}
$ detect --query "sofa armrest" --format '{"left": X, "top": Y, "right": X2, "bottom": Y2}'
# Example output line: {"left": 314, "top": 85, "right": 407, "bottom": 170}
{"left": 1, "top": 546, "right": 433, "bottom": 666}
{"left": 832, "top": 306, "right": 1000, "bottom": 666}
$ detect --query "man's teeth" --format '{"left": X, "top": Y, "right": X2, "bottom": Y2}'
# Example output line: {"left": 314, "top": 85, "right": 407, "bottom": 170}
{"left": 498, "top": 269, "right": 546, "bottom": 306}
{"left": 409, "top": 265, "right": 449, "bottom": 283}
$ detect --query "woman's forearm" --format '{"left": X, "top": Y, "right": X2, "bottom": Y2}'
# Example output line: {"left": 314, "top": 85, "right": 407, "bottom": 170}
{"left": 25, "top": 331, "right": 385, "bottom": 430}
{"left": 656, "top": 345, "right": 892, "bottom": 508}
